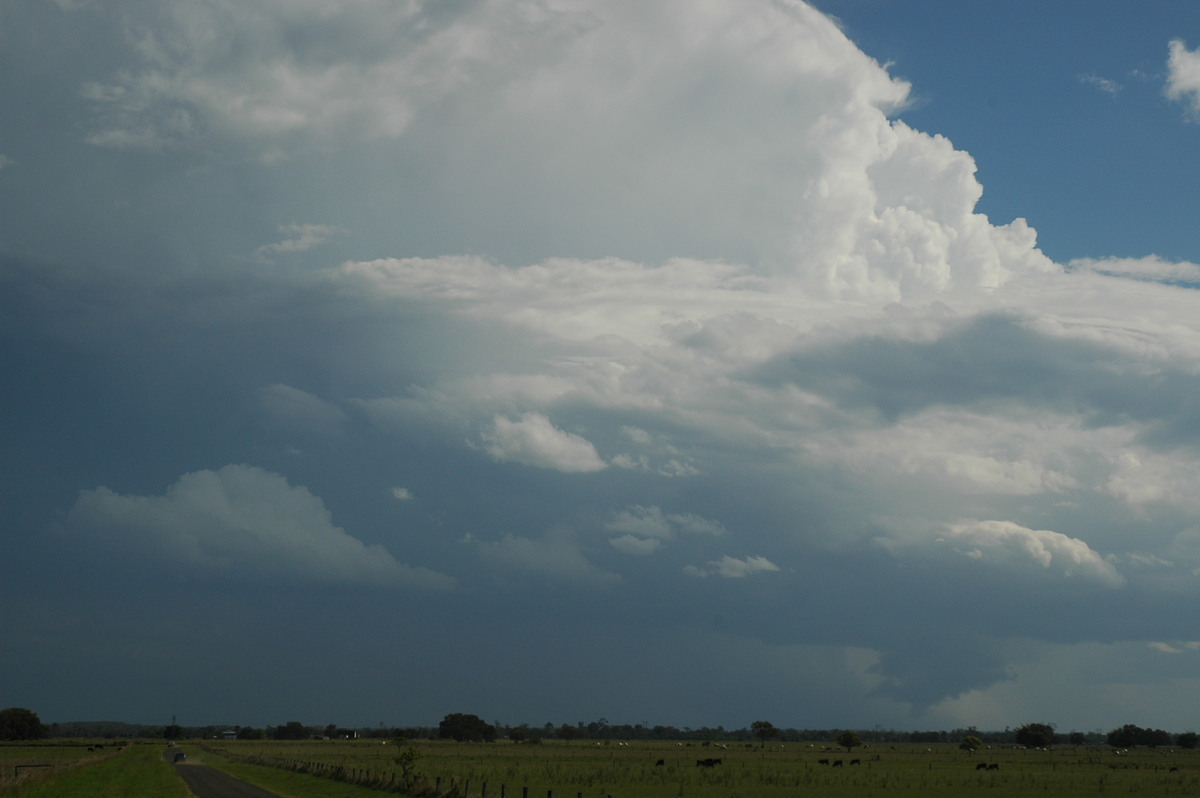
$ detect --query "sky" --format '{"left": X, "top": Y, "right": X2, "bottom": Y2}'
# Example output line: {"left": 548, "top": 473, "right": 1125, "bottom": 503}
{"left": 3, "top": 0, "right": 1200, "bottom": 736}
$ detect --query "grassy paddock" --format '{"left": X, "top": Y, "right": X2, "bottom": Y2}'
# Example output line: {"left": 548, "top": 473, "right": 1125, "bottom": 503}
{"left": 0, "top": 741, "right": 124, "bottom": 790}
{"left": 0, "top": 742, "right": 191, "bottom": 798}
{"left": 198, "top": 738, "right": 1200, "bottom": 798}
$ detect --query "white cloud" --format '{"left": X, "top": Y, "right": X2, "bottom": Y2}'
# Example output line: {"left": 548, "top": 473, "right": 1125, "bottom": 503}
{"left": 1070, "top": 255, "right": 1200, "bottom": 283}
{"left": 605, "top": 506, "right": 725, "bottom": 555}
{"left": 609, "top": 535, "right": 662, "bottom": 556}
{"left": 481, "top": 412, "right": 606, "bottom": 473}
{"left": 80, "top": 0, "right": 595, "bottom": 155}
{"left": 685, "top": 555, "right": 781, "bottom": 579}
{"left": 254, "top": 222, "right": 346, "bottom": 260}
{"left": 1167, "top": 39, "right": 1200, "bottom": 115}
{"left": 66, "top": 464, "right": 454, "bottom": 589}
{"left": 479, "top": 531, "right": 619, "bottom": 585}
{"left": 390, "top": 486, "right": 413, "bottom": 501}
{"left": 944, "top": 520, "right": 1125, "bottom": 588}
{"left": 1078, "top": 73, "right": 1121, "bottom": 95}
{"left": 259, "top": 383, "right": 346, "bottom": 431}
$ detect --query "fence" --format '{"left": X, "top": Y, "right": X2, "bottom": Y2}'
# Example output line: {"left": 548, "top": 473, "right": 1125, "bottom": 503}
{"left": 197, "top": 745, "right": 617, "bottom": 798}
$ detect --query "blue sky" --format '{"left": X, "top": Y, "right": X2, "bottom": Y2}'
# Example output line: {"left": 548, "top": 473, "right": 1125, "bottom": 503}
{"left": 4, "top": 0, "right": 1200, "bottom": 735}
{"left": 814, "top": 0, "right": 1200, "bottom": 264}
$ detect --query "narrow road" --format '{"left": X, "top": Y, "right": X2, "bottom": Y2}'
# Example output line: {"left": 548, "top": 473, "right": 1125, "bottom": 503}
{"left": 165, "top": 749, "right": 281, "bottom": 798}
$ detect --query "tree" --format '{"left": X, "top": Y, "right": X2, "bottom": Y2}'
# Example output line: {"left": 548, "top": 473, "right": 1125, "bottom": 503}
{"left": 959, "top": 735, "right": 982, "bottom": 752}
{"left": 438, "top": 713, "right": 496, "bottom": 742}
{"left": 836, "top": 730, "right": 862, "bottom": 754}
{"left": 393, "top": 744, "right": 422, "bottom": 782}
{"left": 1107, "top": 724, "right": 1172, "bottom": 748}
{"left": 236, "top": 727, "right": 265, "bottom": 740}
{"left": 1015, "top": 723, "right": 1055, "bottom": 748}
{"left": 0, "top": 708, "right": 47, "bottom": 741}
{"left": 751, "top": 720, "right": 778, "bottom": 745}
{"left": 1178, "top": 732, "right": 1199, "bottom": 750}
{"left": 162, "top": 724, "right": 183, "bottom": 740}
{"left": 556, "top": 723, "right": 578, "bottom": 740}
{"left": 274, "top": 721, "right": 310, "bottom": 740}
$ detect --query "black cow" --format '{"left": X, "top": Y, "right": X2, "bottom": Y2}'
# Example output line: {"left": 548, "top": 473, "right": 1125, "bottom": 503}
{"left": 654, "top": 759, "right": 665, "bottom": 767}
{"left": 976, "top": 762, "right": 988, "bottom": 770}
{"left": 818, "top": 758, "right": 829, "bottom": 765}
{"left": 832, "top": 760, "right": 843, "bottom": 767}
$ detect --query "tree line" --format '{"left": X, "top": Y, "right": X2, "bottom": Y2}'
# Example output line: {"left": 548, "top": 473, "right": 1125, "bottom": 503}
{"left": 4, "top": 707, "right": 1196, "bottom": 750}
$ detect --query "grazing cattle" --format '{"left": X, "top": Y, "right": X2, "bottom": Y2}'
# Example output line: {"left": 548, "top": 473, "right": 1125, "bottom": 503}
{"left": 1170, "top": 767, "right": 1179, "bottom": 773}
{"left": 975, "top": 762, "right": 988, "bottom": 770}
{"left": 987, "top": 764, "right": 1000, "bottom": 771}
{"left": 832, "top": 760, "right": 843, "bottom": 768}
{"left": 655, "top": 759, "right": 664, "bottom": 767}
{"left": 849, "top": 759, "right": 860, "bottom": 766}
{"left": 696, "top": 758, "right": 721, "bottom": 767}
{"left": 818, "top": 759, "right": 829, "bottom": 765}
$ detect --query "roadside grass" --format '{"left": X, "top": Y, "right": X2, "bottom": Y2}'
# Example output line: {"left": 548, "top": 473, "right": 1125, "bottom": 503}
{"left": 0, "top": 742, "right": 191, "bottom": 798}
{"left": 180, "top": 743, "right": 398, "bottom": 798}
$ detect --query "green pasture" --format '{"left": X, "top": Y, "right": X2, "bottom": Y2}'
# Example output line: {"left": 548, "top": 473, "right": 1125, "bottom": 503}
{"left": 0, "top": 742, "right": 191, "bottom": 798}
{"left": 4, "top": 737, "right": 1199, "bottom": 797}
{"left": 198, "top": 738, "right": 1200, "bottom": 798}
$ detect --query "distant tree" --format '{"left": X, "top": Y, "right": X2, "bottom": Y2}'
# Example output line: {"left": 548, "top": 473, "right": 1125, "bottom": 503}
{"left": 751, "top": 720, "right": 778, "bottom": 745}
{"left": 274, "top": 721, "right": 309, "bottom": 740}
{"left": 1067, "top": 731, "right": 1086, "bottom": 746}
{"left": 162, "top": 724, "right": 183, "bottom": 740}
{"left": 556, "top": 723, "right": 578, "bottom": 740}
{"left": 237, "top": 727, "right": 265, "bottom": 740}
{"left": 836, "top": 730, "right": 862, "bottom": 753}
{"left": 438, "top": 713, "right": 496, "bottom": 743}
{"left": 1178, "top": 732, "right": 1199, "bottom": 750}
{"left": 0, "top": 708, "right": 47, "bottom": 741}
{"left": 959, "top": 735, "right": 982, "bottom": 752}
{"left": 1107, "top": 724, "right": 1171, "bottom": 749}
{"left": 1015, "top": 723, "right": 1055, "bottom": 748}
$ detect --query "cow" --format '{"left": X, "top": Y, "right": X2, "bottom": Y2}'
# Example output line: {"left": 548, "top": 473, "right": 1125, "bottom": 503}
{"left": 654, "top": 759, "right": 665, "bottom": 767}
{"left": 976, "top": 762, "right": 988, "bottom": 770}
{"left": 818, "top": 759, "right": 829, "bottom": 765}
{"left": 832, "top": 760, "right": 843, "bottom": 768}
{"left": 987, "top": 764, "right": 1000, "bottom": 771}
{"left": 850, "top": 759, "right": 860, "bottom": 766}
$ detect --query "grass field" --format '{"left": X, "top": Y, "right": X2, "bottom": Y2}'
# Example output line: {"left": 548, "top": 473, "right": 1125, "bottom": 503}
{"left": 196, "top": 738, "right": 1200, "bottom": 798}
{"left": 0, "top": 742, "right": 192, "bottom": 798}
